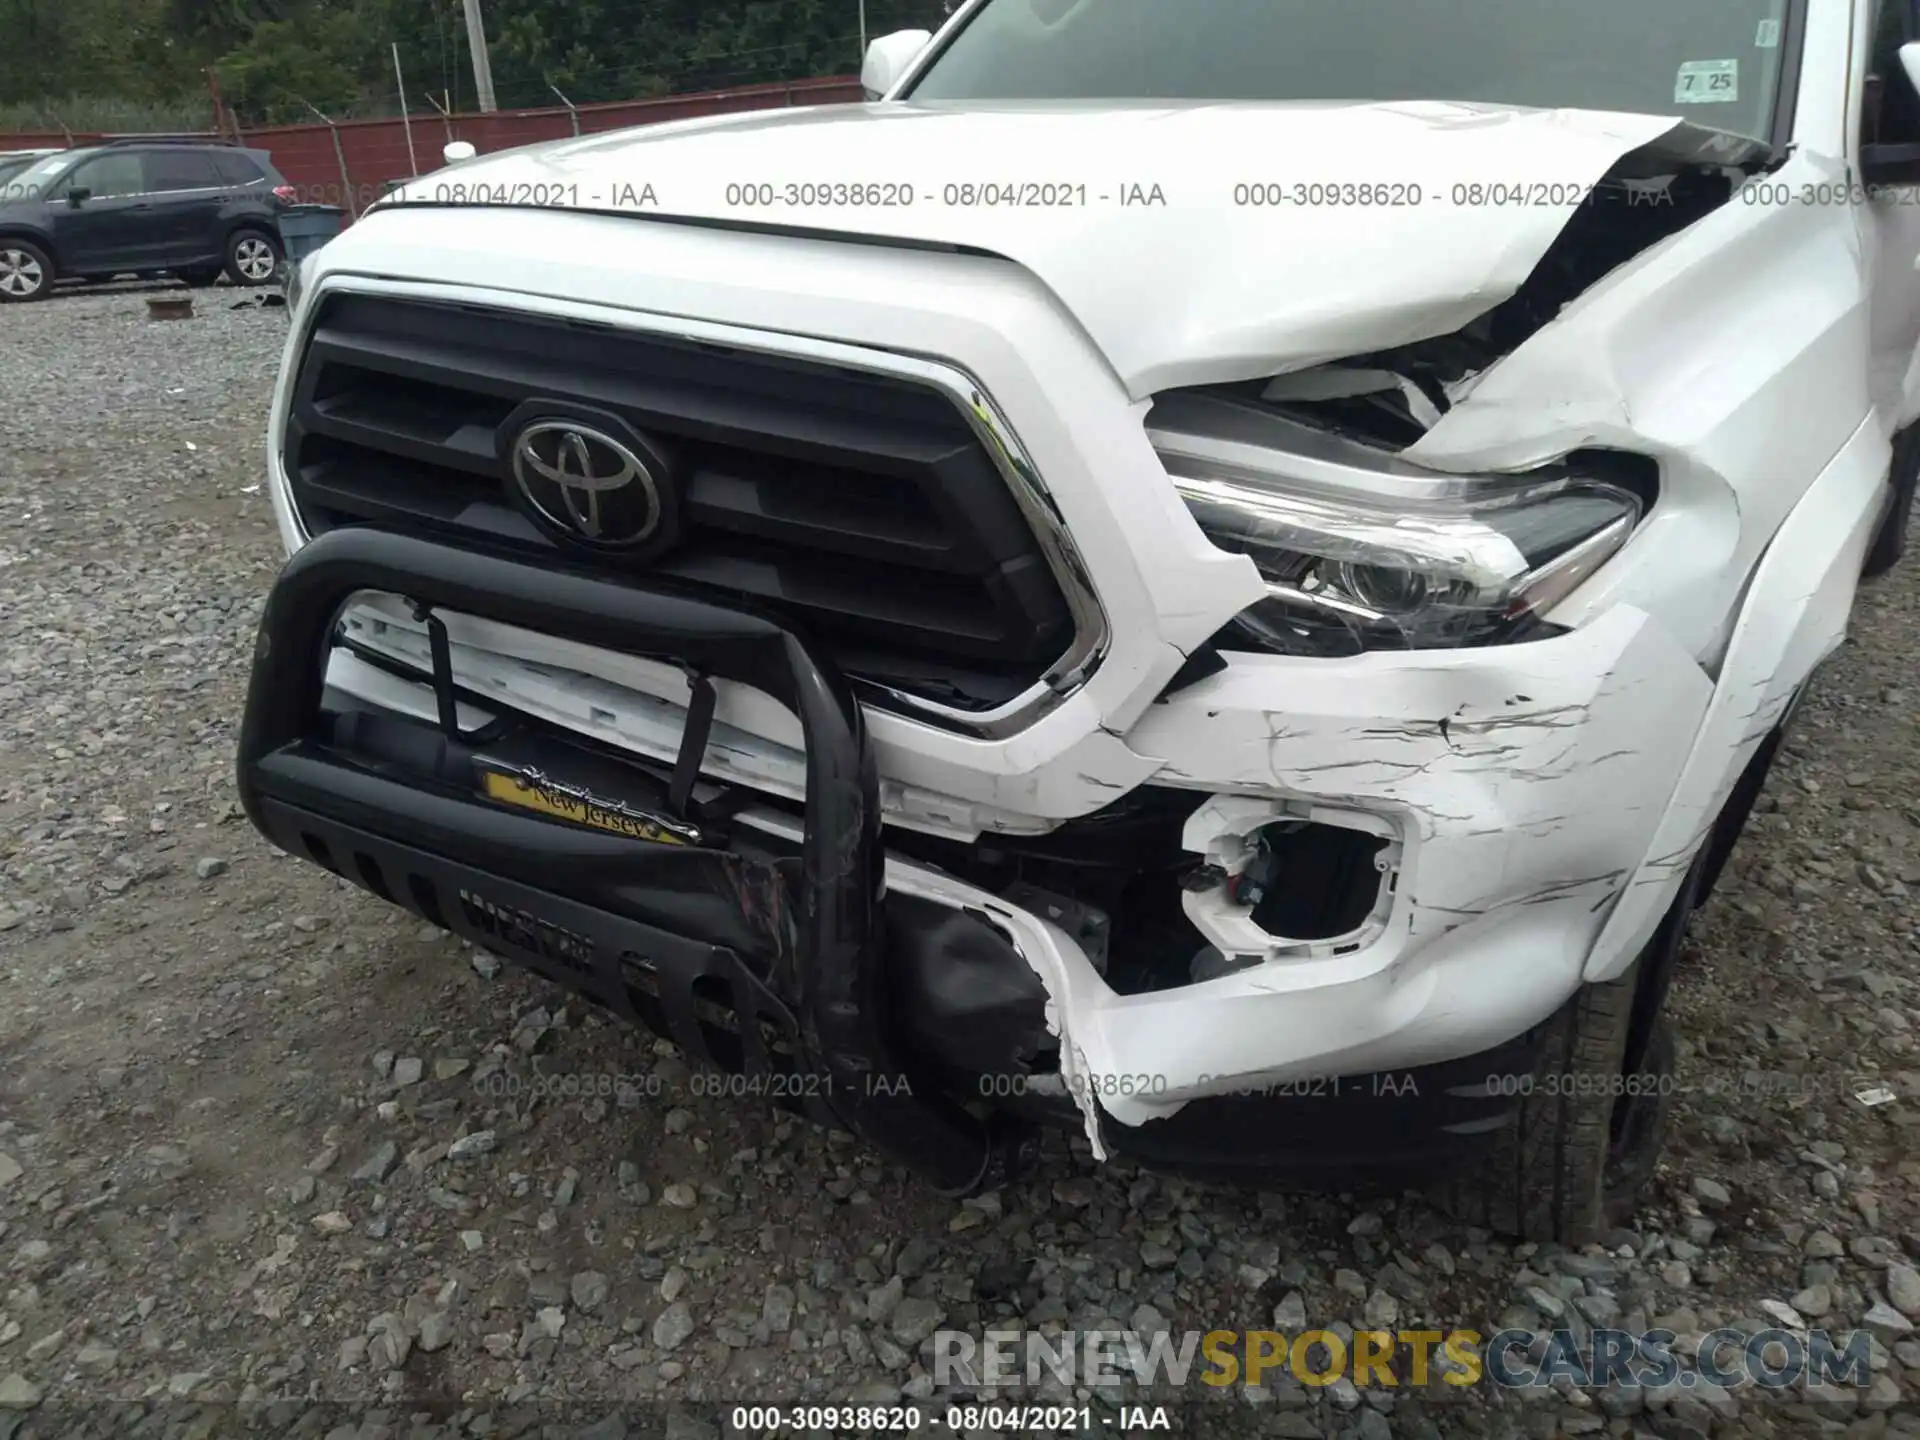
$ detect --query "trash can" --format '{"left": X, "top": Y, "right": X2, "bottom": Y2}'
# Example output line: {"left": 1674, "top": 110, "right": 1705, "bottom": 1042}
{"left": 276, "top": 204, "right": 345, "bottom": 266}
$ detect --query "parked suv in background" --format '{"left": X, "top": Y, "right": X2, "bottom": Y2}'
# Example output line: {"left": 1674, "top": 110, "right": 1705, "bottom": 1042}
{"left": 0, "top": 139, "right": 291, "bottom": 301}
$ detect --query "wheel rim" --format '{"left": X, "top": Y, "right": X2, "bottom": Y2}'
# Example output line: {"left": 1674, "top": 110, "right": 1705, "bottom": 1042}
{"left": 235, "top": 237, "right": 276, "bottom": 281}
{"left": 0, "top": 248, "right": 43, "bottom": 296}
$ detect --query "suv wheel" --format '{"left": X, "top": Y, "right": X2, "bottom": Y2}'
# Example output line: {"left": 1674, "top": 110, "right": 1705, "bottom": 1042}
{"left": 225, "top": 229, "right": 281, "bottom": 287}
{"left": 0, "top": 241, "right": 52, "bottom": 302}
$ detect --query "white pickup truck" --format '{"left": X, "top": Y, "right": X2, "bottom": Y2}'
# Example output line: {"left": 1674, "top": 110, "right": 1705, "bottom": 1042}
{"left": 245, "top": 0, "right": 1917, "bottom": 1241}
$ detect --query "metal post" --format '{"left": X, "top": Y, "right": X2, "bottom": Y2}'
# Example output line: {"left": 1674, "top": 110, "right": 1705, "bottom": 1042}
{"left": 859, "top": 0, "right": 868, "bottom": 57}
{"left": 302, "top": 100, "right": 358, "bottom": 219}
{"left": 393, "top": 44, "right": 420, "bottom": 175}
{"left": 424, "top": 90, "right": 455, "bottom": 145}
{"left": 550, "top": 83, "right": 580, "bottom": 136}
{"left": 204, "top": 68, "right": 228, "bottom": 142}
{"left": 461, "top": 0, "right": 498, "bottom": 113}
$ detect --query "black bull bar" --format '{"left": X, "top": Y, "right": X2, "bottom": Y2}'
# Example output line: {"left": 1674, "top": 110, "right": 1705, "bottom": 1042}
{"left": 236, "top": 526, "right": 1032, "bottom": 1195}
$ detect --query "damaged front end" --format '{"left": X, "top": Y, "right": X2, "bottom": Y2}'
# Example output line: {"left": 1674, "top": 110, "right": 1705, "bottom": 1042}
{"left": 243, "top": 518, "right": 1630, "bottom": 1195}
{"left": 277, "top": 569, "right": 1711, "bottom": 1197}
{"left": 1224, "top": 122, "right": 1782, "bottom": 451}
{"left": 244, "top": 84, "right": 1864, "bottom": 1204}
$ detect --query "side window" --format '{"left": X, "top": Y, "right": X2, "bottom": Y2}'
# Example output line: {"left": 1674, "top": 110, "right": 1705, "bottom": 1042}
{"left": 212, "top": 151, "right": 264, "bottom": 186}
{"left": 66, "top": 152, "right": 146, "bottom": 198}
{"left": 145, "top": 150, "right": 221, "bottom": 192}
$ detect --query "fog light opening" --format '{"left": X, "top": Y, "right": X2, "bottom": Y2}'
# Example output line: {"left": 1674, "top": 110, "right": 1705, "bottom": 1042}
{"left": 1238, "top": 820, "right": 1392, "bottom": 941}
{"left": 1180, "top": 798, "right": 1403, "bottom": 972}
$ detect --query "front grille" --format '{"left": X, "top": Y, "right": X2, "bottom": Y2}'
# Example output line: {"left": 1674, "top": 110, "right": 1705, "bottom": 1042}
{"left": 282, "top": 294, "right": 1077, "bottom": 714}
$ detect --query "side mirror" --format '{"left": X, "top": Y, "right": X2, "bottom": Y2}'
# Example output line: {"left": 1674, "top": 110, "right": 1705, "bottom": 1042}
{"left": 65, "top": 186, "right": 90, "bottom": 207}
{"left": 862, "top": 29, "right": 931, "bottom": 99}
{"left": 443, "top": 140, "right": 477, "bottom": 165}
{"left": 1865, "top": 41, "right": 1920, "bottom": 185}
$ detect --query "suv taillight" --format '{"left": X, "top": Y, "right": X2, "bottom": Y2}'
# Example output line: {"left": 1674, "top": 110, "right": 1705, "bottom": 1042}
{"left": 272, "top": 184, "right": 297, "bottom": 203}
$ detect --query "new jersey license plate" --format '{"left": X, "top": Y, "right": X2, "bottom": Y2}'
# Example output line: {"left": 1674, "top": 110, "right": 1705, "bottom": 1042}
{"left": 475, "top": 761, "right": 699, "bottom": 846}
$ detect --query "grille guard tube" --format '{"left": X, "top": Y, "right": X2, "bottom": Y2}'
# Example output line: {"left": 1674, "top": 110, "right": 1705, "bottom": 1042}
{"left": 236, "top": 526, "right": 1019, "bottom": 1196}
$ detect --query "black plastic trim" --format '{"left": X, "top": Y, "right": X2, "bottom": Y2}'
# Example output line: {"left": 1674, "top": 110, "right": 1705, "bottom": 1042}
{"left": 1770, "top": 0, "right": 1811, "bottom": 155}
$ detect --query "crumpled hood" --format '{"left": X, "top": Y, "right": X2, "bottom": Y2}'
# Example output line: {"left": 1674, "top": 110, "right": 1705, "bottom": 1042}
{"left": 385, "top": 100, "right": 1688, "bottom": 396}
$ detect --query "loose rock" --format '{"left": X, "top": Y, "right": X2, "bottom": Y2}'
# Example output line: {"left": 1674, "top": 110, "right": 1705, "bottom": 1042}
{"left": 448, "top": 1130, "right": 497, "bottom": 1160}
{"left": 417, "top": 1311, "right": 455, "bottom": 1353}
{"left": 654, "top": 1301, "right": 696, "bottom": 1351}
{"left": 571, "top": 1270, "right": 610, "bottom": 1312}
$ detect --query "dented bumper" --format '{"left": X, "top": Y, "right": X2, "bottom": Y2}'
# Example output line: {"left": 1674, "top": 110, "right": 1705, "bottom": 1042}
{"left": 1102, "top": 604, "right": 1713, "bottom": 1118}
{"left": 916, "top": 603, "right": 1714, "bottom": 1150}
{"left": 311, "top": 567, "right": 1717, "bottom": 1163}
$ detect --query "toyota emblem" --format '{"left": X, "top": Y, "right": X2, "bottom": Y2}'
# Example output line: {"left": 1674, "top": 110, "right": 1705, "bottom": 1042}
{"left": 510, "top": 420, "right": 664, "bottom": 549}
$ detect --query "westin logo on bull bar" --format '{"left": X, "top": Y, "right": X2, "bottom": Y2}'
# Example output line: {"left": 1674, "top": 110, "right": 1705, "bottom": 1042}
{"left": 458, "top": 888, "right": 595, "bottom": 977}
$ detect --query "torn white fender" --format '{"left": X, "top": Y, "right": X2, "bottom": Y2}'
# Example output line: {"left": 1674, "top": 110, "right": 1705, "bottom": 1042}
{"left": 1012, "top": 605, "right": 1719, "bottom": 1127}
{"left": 1406, "top": 145, "right": 1872, "bottom": 667}
{"left": 1581, "top": 412, "right": 1891, "bottom": 982}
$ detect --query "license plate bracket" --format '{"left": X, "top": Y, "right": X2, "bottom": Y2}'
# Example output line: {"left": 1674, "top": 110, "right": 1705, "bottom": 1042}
{"left": 409, "top": 594, "right": 718, "bottom": 838}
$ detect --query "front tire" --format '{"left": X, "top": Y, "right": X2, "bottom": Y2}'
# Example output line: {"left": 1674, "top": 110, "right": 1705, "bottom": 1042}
{"left": 224, "top": 229, "right": 281, "bottom": 287}
{"left": 1438, "top": 846, "right": 1704, "bottom": 1242}
{"left": 1602, "top": 1015, "right": 1675, "bottom": 1224}
{"left": 0, "top": 240, "right": 52, "bottom": 302}
{"left": 1439, "top": 958, "right": 1646, "bottom": 1243}
{"left": 1863, "top": 426, "right": 1918, "bottom": 578}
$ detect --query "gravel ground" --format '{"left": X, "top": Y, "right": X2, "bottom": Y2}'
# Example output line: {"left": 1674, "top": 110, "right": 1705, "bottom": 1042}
{"left": 0, "top": 288, "right": 1918, "bottom": 1440}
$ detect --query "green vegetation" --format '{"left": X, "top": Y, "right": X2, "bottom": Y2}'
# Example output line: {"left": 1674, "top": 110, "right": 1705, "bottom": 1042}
{"left": 0, "top": 0, "right": 951, "bottom": 130}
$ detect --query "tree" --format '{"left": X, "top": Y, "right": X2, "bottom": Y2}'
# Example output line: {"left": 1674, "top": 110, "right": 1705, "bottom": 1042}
{"left": 0, "top": 0, "right": 961, "bottom": 124}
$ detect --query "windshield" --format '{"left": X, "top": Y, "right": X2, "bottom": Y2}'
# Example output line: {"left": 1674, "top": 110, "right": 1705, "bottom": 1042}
{"left": 0, "top": 152, "right": 81, "bottom": 202}
{"left": 908, "top": 0, "right": 1794, "bottom": 142}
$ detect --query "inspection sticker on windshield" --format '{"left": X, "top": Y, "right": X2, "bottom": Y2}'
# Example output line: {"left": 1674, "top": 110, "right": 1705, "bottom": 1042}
{"left": 1676, "top": 59, "right": 1739, "bottom": 104}
{"left": 1755, "top": 18, "right": 1782, "bottom": 46}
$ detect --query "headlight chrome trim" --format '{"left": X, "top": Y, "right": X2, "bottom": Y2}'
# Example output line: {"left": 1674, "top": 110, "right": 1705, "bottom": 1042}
{"left": 1147, "top": 389, "right": 1650, "bottom": 656}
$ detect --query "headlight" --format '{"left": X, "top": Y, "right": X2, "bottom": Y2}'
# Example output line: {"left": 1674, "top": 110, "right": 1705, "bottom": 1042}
{"left": 1148, "top": 391, "right": 1646, "bottom": 657}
